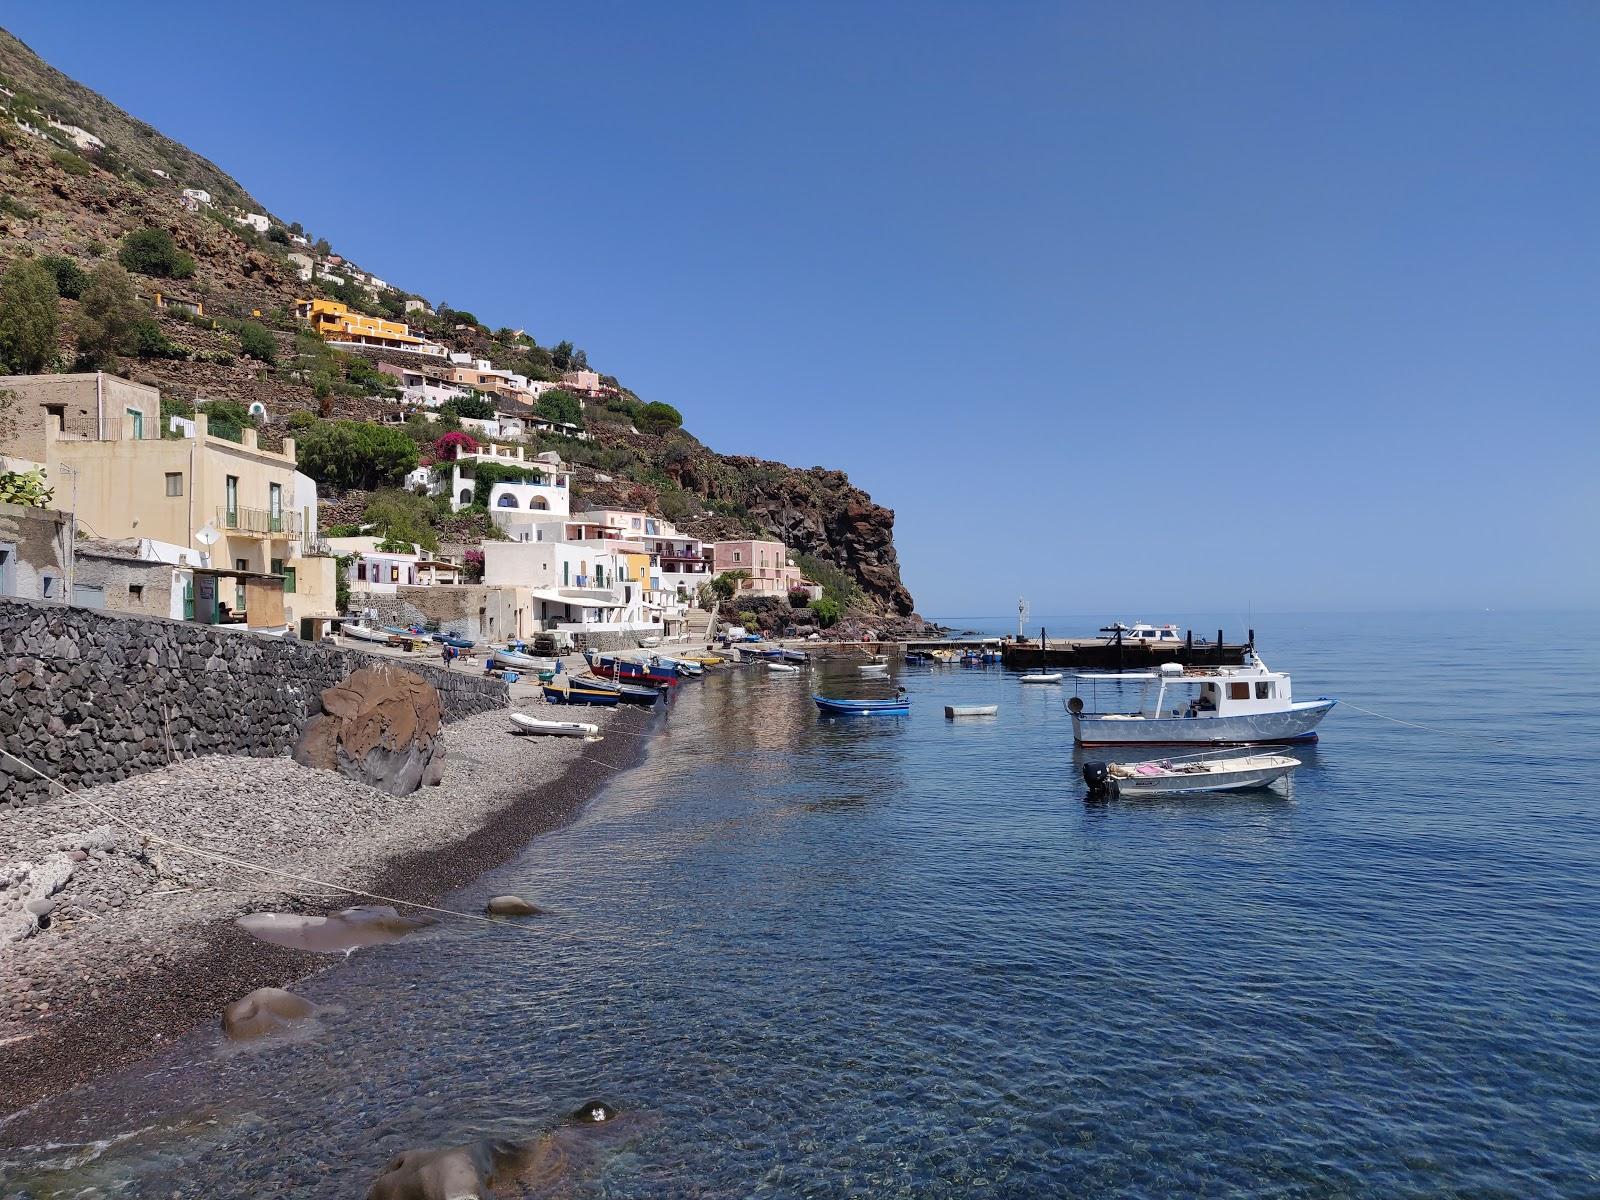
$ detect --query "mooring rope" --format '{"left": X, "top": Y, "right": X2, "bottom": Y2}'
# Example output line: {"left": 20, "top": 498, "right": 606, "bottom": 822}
{"left": 1336, "top": 700, "right": 1520, "bottom": 744}
{"left": 0, "top": 746, "right": 541, "bottom": 933}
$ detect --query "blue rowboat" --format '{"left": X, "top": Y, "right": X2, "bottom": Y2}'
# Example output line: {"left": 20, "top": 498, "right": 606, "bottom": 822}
{"left": 814, "top": 695, "right": 910, "bottom": 716}
{"left": 431, "top": 632, "right": 475, "bottom": 649}
{"left": 543, "top": 681, "right": 620, "bottom": 706}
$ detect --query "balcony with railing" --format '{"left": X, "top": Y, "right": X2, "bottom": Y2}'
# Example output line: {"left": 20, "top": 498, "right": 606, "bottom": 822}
{"left": 217, "top": 505, "right": 303, "bottom": 539}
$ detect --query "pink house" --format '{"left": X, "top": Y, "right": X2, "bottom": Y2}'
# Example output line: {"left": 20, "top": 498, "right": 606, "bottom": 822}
{"left": 712, "top": 539, "right": 803, "bottom": 597}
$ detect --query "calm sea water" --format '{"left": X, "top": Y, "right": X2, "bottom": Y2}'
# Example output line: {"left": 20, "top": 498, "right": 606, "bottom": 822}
{"left": 4, "top": 612, "right": 1598, "bottom": 1198}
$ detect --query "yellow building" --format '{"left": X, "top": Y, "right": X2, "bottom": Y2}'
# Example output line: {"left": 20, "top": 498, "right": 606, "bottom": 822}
{"left": 0, "top": 374, "right": 338, "bottom": 630}
{"left": 295, "top": 298, "right": 437, "bottom": 355}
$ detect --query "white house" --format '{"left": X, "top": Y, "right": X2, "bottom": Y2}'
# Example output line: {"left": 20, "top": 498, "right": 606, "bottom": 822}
{"left": 448, "top": 443, "right": 571, "bottom": 512}
{"left": 481, "top": 540, "right": 649, "bottom": 635}
{"left": 235, "top": 212, "right": 270, "bottom": 234}
{"left": 404, "top": 299, "right": 433, "bottom": 315}
{"left": 376, "top": 362, "right": 469, "bottom": 409}
{"left": 181, "top": 188, "right": 211, "bottom": 206}
{"left": 286, "top": 252, "right": 314, "bottom": 283}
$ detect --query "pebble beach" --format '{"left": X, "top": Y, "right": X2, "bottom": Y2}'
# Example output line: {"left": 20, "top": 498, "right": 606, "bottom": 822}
{"left": 0, "top": 696, "right": 651, "bottom": 1110}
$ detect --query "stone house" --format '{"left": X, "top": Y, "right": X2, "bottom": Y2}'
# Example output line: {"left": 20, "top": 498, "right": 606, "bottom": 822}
{"left": 0, "top": 499, "right": 70, "bottom": 604}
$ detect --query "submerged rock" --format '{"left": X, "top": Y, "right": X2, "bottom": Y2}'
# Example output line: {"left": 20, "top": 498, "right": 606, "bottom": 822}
{"left": 569, "top": 1099, "right": 617, "bottom": 1123}
{"left": 221, "top": 986, "right": 316, "bottom": 1040}
{"left": 366, "top": 1137, "right": 532, "bottom": 1200}
{"left": 484, "top": 895, "right": 542, "bottom": 917}
{"left": 236, "top": 904, "right": 434, "bottom": 953}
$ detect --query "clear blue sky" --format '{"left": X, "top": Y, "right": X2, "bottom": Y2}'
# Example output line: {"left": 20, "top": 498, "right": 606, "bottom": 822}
{"left": 9, "top": 3, "right": 1597, "bottom": 615}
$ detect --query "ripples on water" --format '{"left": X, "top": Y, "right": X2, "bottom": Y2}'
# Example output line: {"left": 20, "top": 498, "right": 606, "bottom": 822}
{"left": 3, "top": 613, "right": 1598, "bottom": 1197}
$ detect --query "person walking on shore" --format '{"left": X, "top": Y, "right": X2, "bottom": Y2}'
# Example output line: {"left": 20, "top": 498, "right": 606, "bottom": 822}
{"left": 441, "top": 642, "right": 453, "bottom": 670}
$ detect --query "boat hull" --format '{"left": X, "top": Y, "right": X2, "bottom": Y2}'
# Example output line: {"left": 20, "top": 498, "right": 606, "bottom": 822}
{"left": 510, "top": 713, "right": 598, "bottom": 738}
{"left": 814, "top": 696, "right": 909, "bottom": 715}
{"left": 1072, "top": 699, "right": 1335, "bottom": 745}
{"left": 542, "top": 685, "right": 621, "bottom": 707}
{"left": 1114, "top": 761, "right": 1296, "bottom": 796}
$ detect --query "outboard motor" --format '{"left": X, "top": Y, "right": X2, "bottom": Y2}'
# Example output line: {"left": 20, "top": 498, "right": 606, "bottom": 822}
{"left": 1082, "top": 760, "right": 1115, "bottom": 800}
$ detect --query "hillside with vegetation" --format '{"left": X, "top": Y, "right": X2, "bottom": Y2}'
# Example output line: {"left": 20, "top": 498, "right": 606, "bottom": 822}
{"left": 0, "top": 27, "right": 921, "bottom": 630}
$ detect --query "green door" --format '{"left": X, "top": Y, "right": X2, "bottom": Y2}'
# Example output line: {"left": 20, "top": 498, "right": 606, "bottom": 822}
{"left": 128, "top": 408, "right": 143, "bottom": 439}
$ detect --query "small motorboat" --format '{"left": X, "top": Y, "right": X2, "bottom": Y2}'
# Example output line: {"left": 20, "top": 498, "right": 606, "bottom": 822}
{"left": 587, "top": 650, "right": 678, "bottom": 687}
{"left": 1020, "top": 673, "right": 1063, "bottom": 685}
{"left": 930, "top": 649, "right": 960, "bottom": 664}
{"left": 638, "top": 636, "right": 662, "bottom": 648}
{"left": 1082, "top": 752, "right": 1301, "bottom": 798}
{"left": 510, "top": 712, "right": 599, "bottom": 738}
{"left": 814, "top": 693, "right": 910, "bottom": 716}
{"left": 904, "top": 650, "right": 932, "bottom": 663}
{"left": 945, "top": 704, "right": 999, "bottom": 718}
{"left": 542, "top": 677, "right": 621, "bottom": 707}
{"left": 432, "top": 632, "right": 475, "bottom": 650}
{"left": 767, "top": 662, "right": 802, "bottom": 673}
{"left": 858, "top": 663, "right": 889, "bottom": 675}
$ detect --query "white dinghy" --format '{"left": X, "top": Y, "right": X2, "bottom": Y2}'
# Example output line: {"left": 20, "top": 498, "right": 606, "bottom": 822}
{"left": 509, "top": 712, "right": 599, "bottom": 739}
{"left": 945, "top": 704, "right": 999, "bottom": 718}
{"left": 1020, "top": 673, "right": 1062, "bottom": 685}
{"left": 1083, "top": 751, "right": 1301, "bottom": 798}
{"left": 767, "top": 662, "right": 802, "bottom": 673}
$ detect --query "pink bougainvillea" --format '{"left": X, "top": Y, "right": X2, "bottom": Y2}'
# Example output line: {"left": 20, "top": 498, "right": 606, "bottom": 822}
{"left": 433, "top": 431, "right": 479, "bottom": 460}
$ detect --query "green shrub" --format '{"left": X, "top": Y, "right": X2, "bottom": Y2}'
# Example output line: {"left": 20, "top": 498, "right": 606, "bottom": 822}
{"left": 38, "top": 255, "right": 88, "bottom": 300}
{"left": 0, "top": 195, "right": 38, "bottom": 220}
{"left": 639, "top": 401, "right": 683, "bottom": 433}
{"left": 199, "top": 399, "right": 254, "bottom": 442}
{"left": 0, "top": 260, "right": 59, "bottom": 374}
{"left": 441, "top": 393, "right": 494, "bottom": 420}
{"left": 73, "top": 262, "right": 139, "bottom": 369}
{"left": 324, "top": 522, "right": 365, "bottom": 538}
{"left": 535, "top": 388, "right": 583, "bottom": 427}
{"left": 50, "top": 148, "right": 90, "bottom": 176}
{"left": 809, "top": 597, "right": 841, "bottom": 628}
{"left": 296, "top": 420, "right": 419, "bottom": 492}
{"left": 238, "top": 320, "right": 276, "bottom": 363}
{"left": 739, "top": 611, "right": 758, "bottom": 632}
{"left": 130, "top": 317, "right": 186, "bottom": 360}
{"left": 364, "top": 489, "right": 439, "bottom": 552}
{"left": 796, "top": 553, "right": 860, "bottom": 609}
{"left": 119, "top": 227, "right": 195, "bottom": 279}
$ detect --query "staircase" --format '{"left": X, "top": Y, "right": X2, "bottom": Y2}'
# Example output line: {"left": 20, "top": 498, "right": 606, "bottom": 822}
{"left": 685, "top": 604, "right": 717, "bottom": 644}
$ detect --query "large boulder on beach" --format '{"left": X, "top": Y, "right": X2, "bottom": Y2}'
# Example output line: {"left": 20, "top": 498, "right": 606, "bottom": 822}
{"left": 222, "top": 986, "right": 316, "bottom": 1040}
{"left": 366, "top": 1138, "right": 534, "bottom": 1200}
{"left": 293, "top": 666, "right": 445, "bottom": 796}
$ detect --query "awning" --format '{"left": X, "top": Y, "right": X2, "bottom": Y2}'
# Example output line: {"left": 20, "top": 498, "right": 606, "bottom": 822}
{"left": 528, "top": 587, "right": 622, "bottom": 609}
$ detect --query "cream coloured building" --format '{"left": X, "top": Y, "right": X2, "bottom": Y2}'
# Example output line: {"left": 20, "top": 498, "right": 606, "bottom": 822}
{"left": 0, "top": 374, "right": 338, "bottom": 628}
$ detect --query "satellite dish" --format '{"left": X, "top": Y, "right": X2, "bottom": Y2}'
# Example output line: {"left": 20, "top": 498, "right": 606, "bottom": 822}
{"left": 195, "top": 525, "right": 220, "bottom": 546}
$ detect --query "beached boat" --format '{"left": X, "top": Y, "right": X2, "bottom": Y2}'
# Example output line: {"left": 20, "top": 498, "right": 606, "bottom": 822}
{"left": 656, "top": 654, "right": 704, "bottom": 677}
{"left": 1020, "top": 673, "right": 1062, "bottom": 685}
{"left": 586, "top": 650, "right": 678, "bottom": 687}
{"left": 492, "top": 649, "right": 559, "bottom": 673}
{"left": 814, "top": 694, "right": 910, "bottom": 715}
{"left": 431, "top": 632, "right": 475, "bottom": 650}
{"left": 1082, "top": 751, "right": 1301, "bottom": 798}
{"left": 767, "top": 662, "right": 802, "bottom": 673}
{"left": 542, "top": 677, "right": 621, "bottom": 706}
{"left": 341, "top": 622, "right": 394, "bottom": 645}
{"left": 1067, "top": 653, "right": 1336, "bottom": 745}
{"left": 510, "top": 712, "right": 599, "bottom": 738}
{"left": 945, "top": 704, "right": 999, "bottom": 718}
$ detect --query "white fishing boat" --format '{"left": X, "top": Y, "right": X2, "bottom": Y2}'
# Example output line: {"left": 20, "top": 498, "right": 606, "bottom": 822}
{"left": 1020, "top": 673, "right": 1062, "bottom": 685}
{"left": 1101, "top": 622, "right": 1184, "bottom": 644}
{"left": 1067, "top": 652, "right": 1336, "bottom": 745}
{"left": 492, "top": 649, "right": 559, "bottom": 672}
{"left": 945, "top": 704, "right": 999, "bottom": 718}
{"left": 858, "top": 663, "right": 889, "bottom": 674}
{"left": 509, "top": 712, "right": 598, "bottom": 739}
{"left": 767, "top": 662, "right": 802, "bottom": 674}
{"left": 341, "top": 622, "right": 392, "bottom": 645}
{"left": 1083, "top": 751, "right": 1301, "bottom": 797}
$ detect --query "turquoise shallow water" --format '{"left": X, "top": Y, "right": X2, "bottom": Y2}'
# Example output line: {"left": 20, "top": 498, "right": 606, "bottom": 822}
{"left": 3, "top": 612, "right": 1599, "bottom": 1197}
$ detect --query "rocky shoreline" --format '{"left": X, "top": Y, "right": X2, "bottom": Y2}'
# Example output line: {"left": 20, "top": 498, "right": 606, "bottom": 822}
{"left": 0, "top": 696, "right": 656, "bottom": 1113}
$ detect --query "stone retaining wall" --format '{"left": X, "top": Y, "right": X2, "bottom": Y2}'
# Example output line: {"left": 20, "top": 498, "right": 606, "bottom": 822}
{"left": 0, "top": 596, "right": 506, "bottom": 809}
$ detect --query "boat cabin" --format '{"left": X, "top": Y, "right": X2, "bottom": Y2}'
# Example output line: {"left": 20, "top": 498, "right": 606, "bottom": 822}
{"left": 1077, "top": 654, "right": 1295, "bottom": 719}
{"left": 1103, "top": 622, "right": 1184, "bottom": 643}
